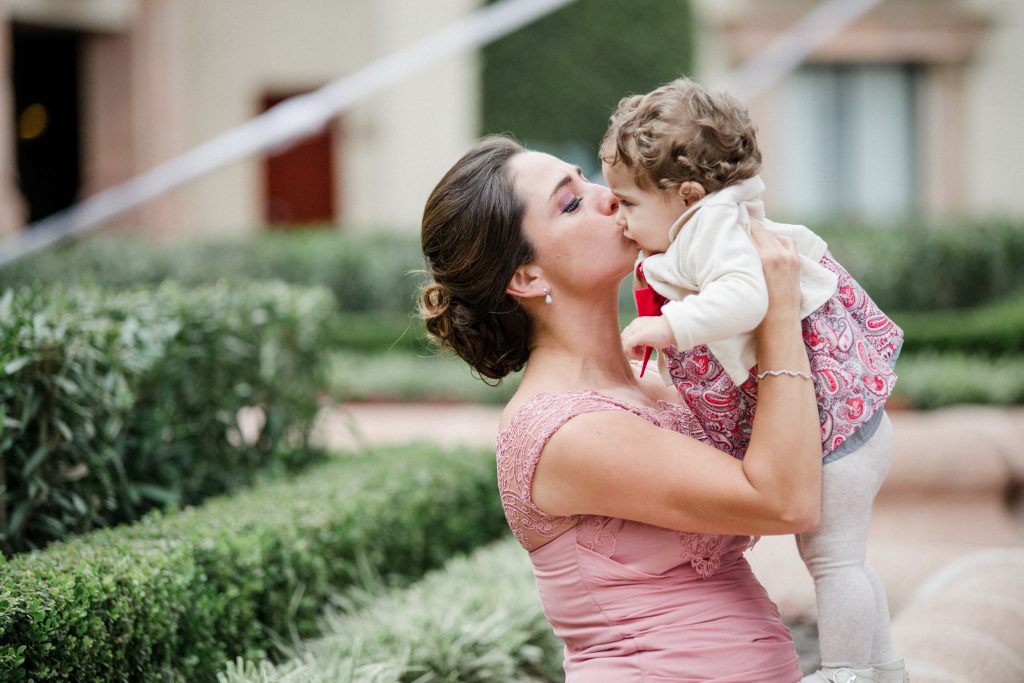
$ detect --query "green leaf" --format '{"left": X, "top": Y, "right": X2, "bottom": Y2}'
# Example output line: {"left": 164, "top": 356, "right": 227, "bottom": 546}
{"left": 52, "top": 418, "right": 73, "bottom": 442}
{"left": 3, "top": 356, "right": 33, "bottom": 375}
{"left": 134, "top": 484, "right": 180, "bottom": 506}
{"left": 6, "top": 501, "right": 28, "bottom": 534}
{"left": 52, "top": 375, "right": 79, "bottom": 396}
{"left": 22, "top": 445, "right": 48, "bottom": 478}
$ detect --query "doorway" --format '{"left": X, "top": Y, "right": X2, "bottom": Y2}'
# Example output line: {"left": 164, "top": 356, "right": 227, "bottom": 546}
{"left": 261, "top": 93, "right": 337, "bottom": 228}
{"left": 13, "top": 25, "right": 82, "bottom": 224}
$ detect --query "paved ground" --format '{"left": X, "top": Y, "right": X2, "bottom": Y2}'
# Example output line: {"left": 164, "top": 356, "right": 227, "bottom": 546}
{"left": 314, "top": 402, "right": 1024, "bottom": 681}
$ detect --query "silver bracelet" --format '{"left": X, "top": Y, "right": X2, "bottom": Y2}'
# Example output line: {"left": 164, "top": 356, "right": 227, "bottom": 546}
{"left": 755, "top": 369, "right": 812, "bottom": 381}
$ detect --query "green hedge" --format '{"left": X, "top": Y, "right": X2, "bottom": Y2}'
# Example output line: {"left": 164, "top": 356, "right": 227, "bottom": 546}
{"left": 323, "top": 348, "right": 1024, "bottom": 409}
{"left": 324, "top": 289, "right": 1024, "bottom": 365}
{"left": 892, "top": 291, "right": 1024, "bottom": 356}
{"left": 817, "top": 219, "right": 1024, "bottom": 311}
{"left": 0, "top": 444, "right": 506, "bottom": 682}
{"left": 0, "top": 281, "right": 332, "bottom": 555}
{"left": 3, "top": 222, "right": 1023, "bottom": 315}
{"left": 326, "top": 312, "right": 429, "bottom": 354}
{"left": 326, "top": 351, "right": 520, "bottom": 405}
{"left": 221, "top": 538, "right": 561, "bottom": 683}
{"left": 0, "top": 232, "right": 428, "bottom": 314}
{"left": 891, "top": 352, "right": 1024, "bottom": 410}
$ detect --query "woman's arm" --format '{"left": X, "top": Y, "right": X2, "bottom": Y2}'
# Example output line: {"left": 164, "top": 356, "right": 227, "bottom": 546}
{"left": 533, "top": 227, "right": 821, "bottom": 536}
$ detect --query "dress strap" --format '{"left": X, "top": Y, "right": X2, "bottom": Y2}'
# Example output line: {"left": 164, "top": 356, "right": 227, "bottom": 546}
{"left": 496, "top": 391, "right": 646, "bottom": 551}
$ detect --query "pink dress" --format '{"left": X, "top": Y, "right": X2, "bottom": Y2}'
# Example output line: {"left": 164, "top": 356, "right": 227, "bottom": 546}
{"left": 496, "top": 390, "right": 802, "bottom": 682}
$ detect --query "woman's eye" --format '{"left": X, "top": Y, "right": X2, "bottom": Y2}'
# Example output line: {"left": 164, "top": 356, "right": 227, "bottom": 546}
{"left": 561, "top": 195, "right": 582, "bottom": 213}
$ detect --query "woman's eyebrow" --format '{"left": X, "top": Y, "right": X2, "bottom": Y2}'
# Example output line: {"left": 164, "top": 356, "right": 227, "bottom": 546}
{"left": 548, "top": 166, "right": 584, "bottom": 203}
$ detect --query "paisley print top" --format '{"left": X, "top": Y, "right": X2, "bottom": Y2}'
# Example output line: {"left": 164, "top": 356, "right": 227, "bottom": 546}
{"left": 662, "top": 252, "right": 903, "bottom": 460}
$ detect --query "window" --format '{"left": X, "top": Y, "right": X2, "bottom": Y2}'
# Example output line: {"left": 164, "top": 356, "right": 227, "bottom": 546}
{"left": 776, "top": 64, "right": 920, "bottom": 221}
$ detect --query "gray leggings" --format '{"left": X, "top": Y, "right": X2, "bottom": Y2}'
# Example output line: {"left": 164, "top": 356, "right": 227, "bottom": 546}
{"left": 796, "top": 411, "right": 896, "bottom": 669}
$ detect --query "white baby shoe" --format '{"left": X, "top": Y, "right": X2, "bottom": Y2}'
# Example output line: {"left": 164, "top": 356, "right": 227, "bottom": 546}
{"left": 872, "top": 657, "right": 909, "bottom": 683}
{"left": 801, "top": 666, "right": 876, "bottom": 683}
{"left": 801, "top": 658, "right": 908, "bottom": 683}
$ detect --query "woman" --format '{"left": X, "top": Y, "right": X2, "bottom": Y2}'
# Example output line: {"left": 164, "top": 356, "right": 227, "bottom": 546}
{"left": 420, "top": 136, "right": 821, "bottom": 682}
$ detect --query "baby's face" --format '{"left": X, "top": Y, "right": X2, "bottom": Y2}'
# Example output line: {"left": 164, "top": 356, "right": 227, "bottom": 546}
{"left": 602, "top": 162, "right": 686, "bottom": 254}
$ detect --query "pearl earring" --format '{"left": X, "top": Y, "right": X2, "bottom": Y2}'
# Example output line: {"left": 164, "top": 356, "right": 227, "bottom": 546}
{"left": 543, "top": 287, "right": 552, "bottom": 305}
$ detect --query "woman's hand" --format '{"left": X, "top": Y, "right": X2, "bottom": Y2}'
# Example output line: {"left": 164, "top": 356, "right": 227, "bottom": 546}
{"left": 750, "top": 222, "right": 802, "bottom": 326}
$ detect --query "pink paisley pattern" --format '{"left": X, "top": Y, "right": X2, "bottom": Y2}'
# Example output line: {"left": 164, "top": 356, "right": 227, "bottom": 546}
{"left": 663, "top": 252, "right": 903, "bottom": 459}
{"left": 496, "top": 390, "right": 752, "bottom": 579}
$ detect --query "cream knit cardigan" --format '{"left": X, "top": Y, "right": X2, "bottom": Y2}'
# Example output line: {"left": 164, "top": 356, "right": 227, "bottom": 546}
{"left": 641, "top": 175, "right": 839, "bottom": 384}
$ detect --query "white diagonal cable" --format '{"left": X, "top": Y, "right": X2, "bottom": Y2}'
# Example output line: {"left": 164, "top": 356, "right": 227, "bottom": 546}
{"left": 718, "top": 0, "right": 886, "bottom": 102}
{"left": 0, "top": 0, "right": 575, "bottom": 267}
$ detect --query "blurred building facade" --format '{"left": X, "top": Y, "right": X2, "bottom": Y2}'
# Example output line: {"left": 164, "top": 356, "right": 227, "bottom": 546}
{"left": 2, "top": 0, "right": 1022, "bottom": 238}
{"left": 1, "top": 0, "right": 478, "bottom": 237}
{"left": 693, "top": 0, "right": 1024, "bottom": 222}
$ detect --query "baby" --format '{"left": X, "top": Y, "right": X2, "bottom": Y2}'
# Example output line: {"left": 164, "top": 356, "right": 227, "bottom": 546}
{"left": 601, "top": 77, "right": 907, "bottom": 683}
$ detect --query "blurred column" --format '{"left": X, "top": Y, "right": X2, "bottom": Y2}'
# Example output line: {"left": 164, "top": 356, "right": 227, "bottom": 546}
{"left": 343, "top": 0, "right": 481, "bottom": 233}
{"left": 131, "top": 0, "right": 186, "bottom": 236}
{"left": 919, "top": 64, "right": 968, "bottom": 217}
{"left": 81, "top": 0, "right": 186, "bottom": 236}
{"left": 0, "top": 0, "right": 27, "bottom": 236}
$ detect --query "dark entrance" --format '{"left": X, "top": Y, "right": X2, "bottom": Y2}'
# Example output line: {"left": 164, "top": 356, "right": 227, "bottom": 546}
{"left": 12, "top": 25, "right": 81, "bottom": 224}
{"left": 261, "top": 94, "right": 337, "bottom": 228}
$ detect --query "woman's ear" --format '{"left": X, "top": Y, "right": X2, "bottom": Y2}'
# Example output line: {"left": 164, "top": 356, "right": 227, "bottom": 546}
{"left": 677, "top": 181, "right": 706, "bottom": 208}
{"left": 506, "top": 264, "right": 546, "bottom": 299}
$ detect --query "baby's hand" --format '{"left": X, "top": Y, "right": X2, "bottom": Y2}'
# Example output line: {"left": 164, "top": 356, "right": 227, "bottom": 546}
{"left": 621, "top": 317, "right": 674, "bottom": 360}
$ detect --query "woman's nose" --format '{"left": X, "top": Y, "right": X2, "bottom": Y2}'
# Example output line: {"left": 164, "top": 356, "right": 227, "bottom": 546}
{"left": 595, "top": 186, "right": 618, "bottom": 216}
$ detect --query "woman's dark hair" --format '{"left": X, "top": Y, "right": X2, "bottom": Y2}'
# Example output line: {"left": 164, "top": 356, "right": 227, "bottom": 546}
{"left": 419, "top": 136, "right": 535, "bottom": 381}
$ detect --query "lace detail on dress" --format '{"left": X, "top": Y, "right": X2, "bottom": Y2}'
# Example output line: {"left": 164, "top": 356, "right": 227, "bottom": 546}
{"left": 678, "top": 532, "right": 726, "bottom": 579}
{"left": 576, "top": 515, "right": 617, "bottom": 557}
{"left": 496, "top": 392, "right": 631, "bottom": 550}
{"left": 498, "top": 391, "right": 669, "bottom": 551}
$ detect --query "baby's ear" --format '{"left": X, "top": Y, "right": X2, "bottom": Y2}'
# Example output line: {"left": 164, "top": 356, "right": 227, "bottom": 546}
{"left": 677, "top": 181, "right": 706, "bottom": 207}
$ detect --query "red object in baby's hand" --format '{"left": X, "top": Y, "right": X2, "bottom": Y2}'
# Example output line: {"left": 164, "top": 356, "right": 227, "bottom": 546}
{"left": 633, "top": 263, "right": 669, "bottom": 377}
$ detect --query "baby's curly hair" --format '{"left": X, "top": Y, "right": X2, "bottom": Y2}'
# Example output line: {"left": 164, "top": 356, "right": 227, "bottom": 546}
{"left": 600, "top": 77, "right": 761, "bottom": 193}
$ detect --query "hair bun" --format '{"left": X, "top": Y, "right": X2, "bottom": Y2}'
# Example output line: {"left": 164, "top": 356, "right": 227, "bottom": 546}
{"left": 420, "top": 281, "right": 454, "bottom": 346}
{"left": 421, "top": 282, "right": 450, "bottom": 316}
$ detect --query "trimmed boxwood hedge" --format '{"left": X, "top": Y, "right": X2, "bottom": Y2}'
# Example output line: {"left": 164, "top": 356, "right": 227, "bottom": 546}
{"left": 0, "top": 232, "right": 427, "bottom": 314}
{"left": 0, "top": 281, "right": 332, "bottom": 555}
{"left": 891, "top": 291, "right": 1024, "bottom": 356}
{"left": 890, "top": 352, "right": 1024, "bottom": 409}
{"left": 816, "top": 219, "right": 1024, "bottom": 312}
{"left": 324, "top": 311, "right": 428, "bottom": 354}
{"left": 0, "top": 444, "right": 505, "bottom": 682}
